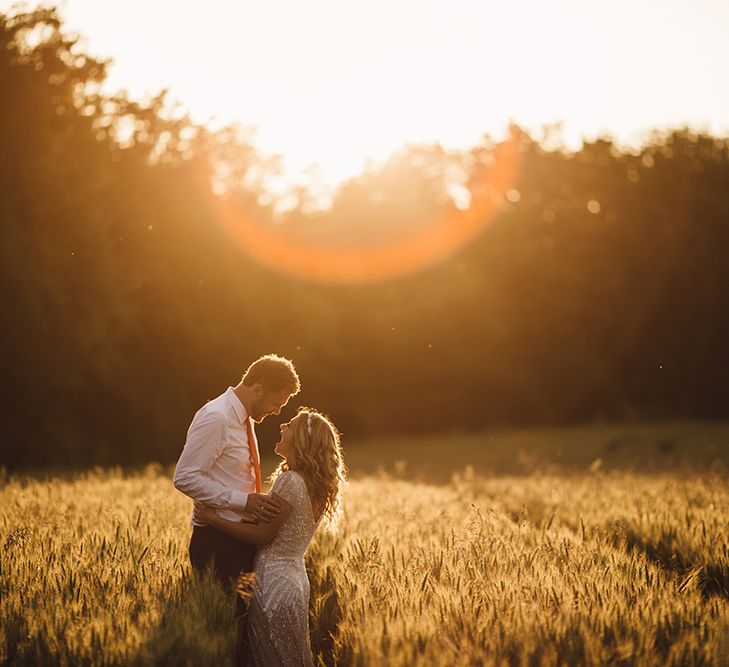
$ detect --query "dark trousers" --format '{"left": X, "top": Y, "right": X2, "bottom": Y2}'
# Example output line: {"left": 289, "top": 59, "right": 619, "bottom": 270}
{"left": 189, "top": 526, "right": 256, "bottom": 667}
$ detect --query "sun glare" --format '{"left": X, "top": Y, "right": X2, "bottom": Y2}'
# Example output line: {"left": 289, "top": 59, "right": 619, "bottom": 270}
{"left": 38, "top": 0, "right": 728, "bottom": 196}
{"left": 215, "top": 139, "right": 521, "bottom": 284}
{"left": 14, "top": 0, "right": 720, "bottom": 283}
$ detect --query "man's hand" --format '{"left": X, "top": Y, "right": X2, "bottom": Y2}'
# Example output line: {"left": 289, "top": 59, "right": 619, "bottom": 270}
{"left": 245, "top": 493, "right": 282, "bottom": 522}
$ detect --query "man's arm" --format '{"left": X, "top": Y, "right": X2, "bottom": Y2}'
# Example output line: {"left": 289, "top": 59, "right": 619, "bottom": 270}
{"left": 173, "top": 411, "right": 249, "bottom": 512}
{"left": 197, "top": 494, "right": 292, "bottom": 546}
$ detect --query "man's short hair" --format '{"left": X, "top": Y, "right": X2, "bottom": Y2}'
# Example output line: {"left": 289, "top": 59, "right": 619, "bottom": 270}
{"left": 242, "top": 354, "right": 301, "bottom": 395}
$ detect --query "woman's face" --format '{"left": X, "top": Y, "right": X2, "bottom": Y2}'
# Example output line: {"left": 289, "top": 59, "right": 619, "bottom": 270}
{"left": 274, "top": 416, "right": 298, "bottom": 462}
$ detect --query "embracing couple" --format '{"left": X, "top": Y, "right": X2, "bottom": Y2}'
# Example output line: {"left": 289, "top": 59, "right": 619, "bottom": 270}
{"left": 173, "top": 354, "right": 346, "bottom": 666}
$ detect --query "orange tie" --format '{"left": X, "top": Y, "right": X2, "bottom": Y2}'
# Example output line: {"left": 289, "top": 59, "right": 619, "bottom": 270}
{"left": 245, "top": 417, "right": 262, "bottom": 493}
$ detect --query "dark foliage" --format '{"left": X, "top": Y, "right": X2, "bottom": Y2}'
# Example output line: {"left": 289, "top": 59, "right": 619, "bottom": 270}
{"left": 2, "top": 9, "right": 728, "bottom": 468}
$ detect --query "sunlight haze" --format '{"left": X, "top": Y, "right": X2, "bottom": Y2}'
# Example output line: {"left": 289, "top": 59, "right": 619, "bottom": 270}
{"left": 6, "top": 0, "right": 728, "bottom": 189}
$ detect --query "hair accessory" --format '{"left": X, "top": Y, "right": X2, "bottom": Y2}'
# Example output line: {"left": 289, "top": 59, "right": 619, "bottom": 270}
{"left": 306, "top": 413, "right": 313, "bottom": 435}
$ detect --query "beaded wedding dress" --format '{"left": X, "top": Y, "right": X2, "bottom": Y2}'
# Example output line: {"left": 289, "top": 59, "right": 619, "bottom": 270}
{"left": 247, "top": 470, "right": 320, "bottom": 666}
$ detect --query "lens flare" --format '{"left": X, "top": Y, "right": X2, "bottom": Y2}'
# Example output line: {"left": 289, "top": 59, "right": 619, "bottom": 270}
{"left": 215, "top": 141, "right": 520, "bottom": 285}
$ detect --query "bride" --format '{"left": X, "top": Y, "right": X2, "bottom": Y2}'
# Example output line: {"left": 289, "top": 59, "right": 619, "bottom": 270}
{"left": 197, "top": 407, "right": 346, "bottom": 666}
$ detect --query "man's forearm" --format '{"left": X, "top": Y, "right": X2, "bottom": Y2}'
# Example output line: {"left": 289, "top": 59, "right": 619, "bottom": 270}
{"left": 173, "top": 469, "right": 248, "bottom": 512}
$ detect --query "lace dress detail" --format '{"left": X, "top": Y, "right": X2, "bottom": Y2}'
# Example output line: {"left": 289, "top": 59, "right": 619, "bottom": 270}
{"left": 247, "top": 470, "right": 320, "bottom": 666}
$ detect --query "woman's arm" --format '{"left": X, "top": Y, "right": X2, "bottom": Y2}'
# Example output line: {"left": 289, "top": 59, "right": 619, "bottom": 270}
{"left": 197, "top": 493, "right": 292, "bottom": 546}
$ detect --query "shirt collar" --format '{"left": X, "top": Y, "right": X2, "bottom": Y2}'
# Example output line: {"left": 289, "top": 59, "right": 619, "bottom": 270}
{"left": 226, "top": 387, "right": 247, "bottom": 423}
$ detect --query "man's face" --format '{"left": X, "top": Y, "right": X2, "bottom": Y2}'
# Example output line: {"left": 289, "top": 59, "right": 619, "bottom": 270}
{"left": 249, "top": 387, "right": 292, "bottom": 423}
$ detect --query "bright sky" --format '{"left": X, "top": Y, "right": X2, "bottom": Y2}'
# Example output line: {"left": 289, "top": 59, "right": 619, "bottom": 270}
{"left": 5, "top": 0, "right": 729, "bottom": 189}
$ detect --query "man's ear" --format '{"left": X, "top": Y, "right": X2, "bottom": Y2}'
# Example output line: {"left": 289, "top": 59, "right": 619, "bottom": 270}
{"left": 252, "top": 383, "right": 265, "bottom": 398}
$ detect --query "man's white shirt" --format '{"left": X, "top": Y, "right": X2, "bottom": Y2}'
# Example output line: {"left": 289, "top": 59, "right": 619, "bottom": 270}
{"left": 173, "top": 387, "right": 259, "bottom": 526}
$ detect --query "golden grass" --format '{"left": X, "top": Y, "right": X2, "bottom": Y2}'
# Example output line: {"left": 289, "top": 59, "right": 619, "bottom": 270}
{"left": 2, "top": 460, "right": 729, "bottom": 665}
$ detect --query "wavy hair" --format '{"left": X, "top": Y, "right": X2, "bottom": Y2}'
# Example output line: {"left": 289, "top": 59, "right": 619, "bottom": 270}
{"left": 270, "top": 407, "right": 347, "bottom": 531}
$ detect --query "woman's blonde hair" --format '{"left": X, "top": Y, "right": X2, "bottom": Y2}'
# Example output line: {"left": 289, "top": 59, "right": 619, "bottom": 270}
{"left": 270, "top": 407, "right": 347, "bottom": 530}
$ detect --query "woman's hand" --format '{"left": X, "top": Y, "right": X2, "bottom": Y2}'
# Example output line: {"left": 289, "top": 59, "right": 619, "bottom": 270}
{"left": 245, "top": 492, "right": 282, "bottom": 522}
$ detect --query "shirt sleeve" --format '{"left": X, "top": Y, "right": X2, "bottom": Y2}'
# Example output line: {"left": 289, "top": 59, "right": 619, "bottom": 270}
{"left": 173, "top": 410, "right": 249, "bottom": 511}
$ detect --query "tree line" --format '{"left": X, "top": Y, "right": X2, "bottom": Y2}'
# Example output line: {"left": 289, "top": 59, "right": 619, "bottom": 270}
{"left": 2, "top": 8, "right": 728, "bottom": 468}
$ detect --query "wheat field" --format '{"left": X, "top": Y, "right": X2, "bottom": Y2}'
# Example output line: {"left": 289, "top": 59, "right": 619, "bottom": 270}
{"left": 2, "top": 444, "right": 729, "bottom": 665}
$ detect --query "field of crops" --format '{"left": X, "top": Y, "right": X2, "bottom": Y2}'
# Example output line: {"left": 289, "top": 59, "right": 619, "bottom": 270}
{"left": 2, "top": 427, "right": 729, "bottom": 665}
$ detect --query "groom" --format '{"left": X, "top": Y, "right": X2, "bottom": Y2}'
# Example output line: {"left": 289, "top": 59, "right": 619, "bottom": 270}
{"left": 173, "top": 354, "right": 300, "bottom": 662}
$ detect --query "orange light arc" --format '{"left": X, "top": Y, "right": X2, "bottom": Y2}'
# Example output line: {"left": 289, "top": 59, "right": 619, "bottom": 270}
{"left": 214, "top": 142, "right": 520, "bottom": 285}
